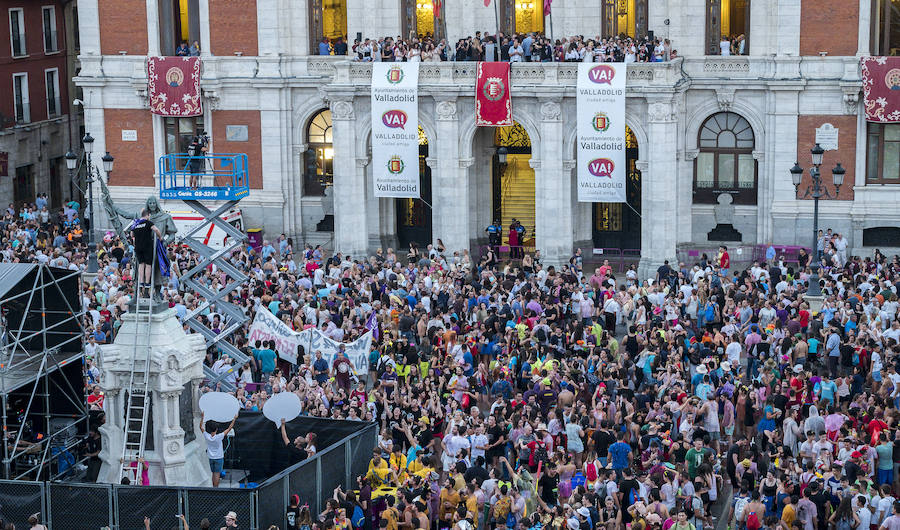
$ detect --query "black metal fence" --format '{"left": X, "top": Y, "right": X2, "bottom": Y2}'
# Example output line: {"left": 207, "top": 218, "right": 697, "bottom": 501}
{"left": 0, "top": 422, "right": 376, "bottom": 529}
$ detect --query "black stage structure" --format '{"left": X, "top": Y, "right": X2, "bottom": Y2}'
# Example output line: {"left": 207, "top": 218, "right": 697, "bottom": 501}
{"left": 0, "top": 264, "right": 87, "bottom": 480}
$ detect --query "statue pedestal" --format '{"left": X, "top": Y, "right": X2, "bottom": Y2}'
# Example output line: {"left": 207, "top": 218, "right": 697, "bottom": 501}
{"left": 96, "top": 308, "right": 210, "bottom": 486}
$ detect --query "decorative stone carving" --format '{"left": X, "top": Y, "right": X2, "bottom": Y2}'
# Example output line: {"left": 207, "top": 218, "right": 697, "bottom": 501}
{"left": 562, "top": 159, "right": 576, "bottom": 170}
{"left": 703, "top": 59, "right": 751, "bottom": 75}
{"left": 167, "top": 441, "right": 181, "bottom": 455}
{"left": 842, "top": 91, "right": 859, "bottom": 115}
{"left": 355, "top": 157, "right": 370, "bottom": 168}
{"left": 330, "top": 100, "right": 354, "bottom": 120}
{"left": 540, "top": 101, "right": 561, "bottom": 121}
{"left": 647, "top": 101, "right": 674, "bottom": 122}
{"left": 715, "top": 88, "right": 735, "bottom": 111}
{"left": 459, "top": 158, "right": 475, "bottom": 168}
{"left": 436, "top": 100, "right": 457, "bottom": 120}
{"left": 528, "top": 159, "right": 542, "bottom": 170}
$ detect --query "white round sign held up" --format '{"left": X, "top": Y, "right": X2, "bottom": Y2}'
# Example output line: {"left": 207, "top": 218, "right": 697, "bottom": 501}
{"left": 199, "top": 392, "right": 240, "bottom": 423}
{"left": 263, "top": 392, "right": 302, "bottom": 426}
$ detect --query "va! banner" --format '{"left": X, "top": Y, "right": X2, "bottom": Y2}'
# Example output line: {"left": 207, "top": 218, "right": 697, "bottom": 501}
{"left": 247, "top": 308, "right": 372, "bottom": 371}
{"left": 371, "top": 63, "right": 420, "bottom": 198}
{"left": 576, "top": 63, "right": 626, "bottom": 202}
{"left": 476, "top": 62, "right": 512, "bottom": 126}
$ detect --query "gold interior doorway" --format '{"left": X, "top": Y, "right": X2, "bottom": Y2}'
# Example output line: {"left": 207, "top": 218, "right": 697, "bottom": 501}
{"left": 514, "top": 1, "right": 544, "bottom": 34}
{"left": 493, "top": 122, "right": 535, "bottom": 249}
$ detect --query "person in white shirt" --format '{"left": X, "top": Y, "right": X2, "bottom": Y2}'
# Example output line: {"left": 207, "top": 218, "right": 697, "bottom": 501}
{"left": 858, "top": 496, "right": 873, "bottom": 530}
{"left": 720, "top": 36, "right": 731, "bottom": 56}
{"left": 469, "top": 424, "right": 489, "bottom": 462}
{"left": 508, "top": 39, "right": 524, "bottom": 62}
{"left": 200, "top": 412, "right": 238, "bottom": 488}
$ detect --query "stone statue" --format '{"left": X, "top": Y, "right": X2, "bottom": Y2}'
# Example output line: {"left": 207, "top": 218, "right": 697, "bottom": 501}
{"left": 100, "top": 179, "right": 178, "bottom": 293}
{"left": 100, "top": 178, "right": 177, "bottom": 244}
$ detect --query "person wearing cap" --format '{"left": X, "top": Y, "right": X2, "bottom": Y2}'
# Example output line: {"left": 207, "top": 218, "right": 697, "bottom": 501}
{"left": 221, "top": 511, "right": 238, "bottom": 529}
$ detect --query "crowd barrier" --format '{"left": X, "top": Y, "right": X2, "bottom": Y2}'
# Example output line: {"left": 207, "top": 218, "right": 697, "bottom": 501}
{"left": 0, "top": 422, "right": 377, "bottom": 530}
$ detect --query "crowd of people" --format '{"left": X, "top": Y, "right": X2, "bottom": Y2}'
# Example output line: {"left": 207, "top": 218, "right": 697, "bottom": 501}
{"left": 5, "top": 194, "right": 900, "bottom": 530}
{"left": 339, "top": 32, "right": 674, "bottom": 63}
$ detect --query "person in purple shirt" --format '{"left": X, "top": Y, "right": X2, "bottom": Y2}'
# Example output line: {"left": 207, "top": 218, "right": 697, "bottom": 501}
{"left": 526, "top": 297, "right": 543, "bottom": 315}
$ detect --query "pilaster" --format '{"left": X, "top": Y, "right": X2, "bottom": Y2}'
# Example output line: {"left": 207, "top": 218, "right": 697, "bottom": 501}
{"left": 535, "top": 98, "right": 571, "bottom": 267}
{"left": 432, "top": 97, "right": 471, "bottom": 254}
{"left": 638, "top": 97, "right": 679, "bottom": 280}
{"left": 330, "top": 98, "right": 369, "bottom": 257}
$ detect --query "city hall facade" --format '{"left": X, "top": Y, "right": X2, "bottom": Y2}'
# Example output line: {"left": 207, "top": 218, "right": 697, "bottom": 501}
{"left": 74, "top": 0, "right": 900, "bottom": 274}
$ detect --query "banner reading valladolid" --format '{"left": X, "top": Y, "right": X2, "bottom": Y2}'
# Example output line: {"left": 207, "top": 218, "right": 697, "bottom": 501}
{"left": 247, "top": 308, "right": 372, "bottom": 371}
{"left": 372, "top": 63, "right": 420, "bottom": 198}
{"left": 576, "top": 63, "right": 626, "bottom": 202}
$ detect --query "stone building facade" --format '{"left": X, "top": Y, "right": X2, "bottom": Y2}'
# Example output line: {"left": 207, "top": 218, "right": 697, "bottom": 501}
{"left": 74, "top": 0, "right": 900, "bottom": 275}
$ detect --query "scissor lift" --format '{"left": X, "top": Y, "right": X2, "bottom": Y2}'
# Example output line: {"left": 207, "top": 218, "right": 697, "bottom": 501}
{"left": 158, "top": 153, "right": 251, "bottom": 391}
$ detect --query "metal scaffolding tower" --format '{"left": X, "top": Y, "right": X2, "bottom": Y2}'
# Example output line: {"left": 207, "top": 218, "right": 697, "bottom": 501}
{"left": 0, "top": 264, "right": 88, "bottom": 480}
{"left": 159, "top": 153, "right": 251, "bottom": 391}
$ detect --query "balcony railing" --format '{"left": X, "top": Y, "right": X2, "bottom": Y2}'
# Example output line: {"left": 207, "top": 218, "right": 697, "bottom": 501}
{"left": 15, "top": 102, "right": 31, "bottom": 124}
{"left": 44, "top": 30, "right": 59, "bottom": 53}
{"left": 47, "top": 97, "right": 61, "bottom": 118}
{"left": 75, "top": 54, "right": 864, "bottom": 94}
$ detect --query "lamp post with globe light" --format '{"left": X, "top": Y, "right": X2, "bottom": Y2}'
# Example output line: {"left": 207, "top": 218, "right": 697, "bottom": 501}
{"left": 65, "top": 133, "right": 114, "bottom": 274}
{"left": 789, "top": 143, "right": 845, "bottom": 302}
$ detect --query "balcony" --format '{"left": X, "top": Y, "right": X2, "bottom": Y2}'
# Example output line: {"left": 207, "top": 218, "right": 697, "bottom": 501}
{"left": 75, "top": 54, "right": 863, "bottom": 96}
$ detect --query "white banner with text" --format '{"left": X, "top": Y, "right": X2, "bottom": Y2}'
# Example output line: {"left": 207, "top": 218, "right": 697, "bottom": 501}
{"left": 576, "top": 63, "right": 626, "bottom": 203}
{"left": 372, "top": 63, "right": 420, "bottom": 198}
{"left": 247, "top": 308, "right": 372, "bottom": 372}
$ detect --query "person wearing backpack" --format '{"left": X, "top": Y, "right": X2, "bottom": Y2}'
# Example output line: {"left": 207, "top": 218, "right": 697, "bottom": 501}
{"left": 743, "top": 490, "right": 766, "bottom": 530}
{"left": 827, "top": 495, "right": 859, "bottom": 530}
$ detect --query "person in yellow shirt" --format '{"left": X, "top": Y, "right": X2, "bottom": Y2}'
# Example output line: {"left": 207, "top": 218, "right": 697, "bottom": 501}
{"left": 389, "top": 446, "right": 408, "bottom": 483}
{"left": 367, "top": 449, "right": 396, "bottom": 487}
{"left": 780, "top": 494, "right": 797, "bottom": 527}
{"left": 439, "top": 477, "right": 461, "bottom": 526}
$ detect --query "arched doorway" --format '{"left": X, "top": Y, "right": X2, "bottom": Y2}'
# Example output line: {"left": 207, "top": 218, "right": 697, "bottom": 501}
{"left": 396, "top": 126, "right": 432, "bottom": 249}
{"left": 492, "top": 122, "right": 535, "bottom": 252}
{"left": 592, "top": 125, "right": 640, "bottom": 249}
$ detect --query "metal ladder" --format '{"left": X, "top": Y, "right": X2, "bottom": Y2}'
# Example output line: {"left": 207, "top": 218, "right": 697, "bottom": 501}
{"left": 118, "top": 240, "right": 157, "bottom": 483}
{"left": 176, "top": 199, "right": 250, "bottom": 391}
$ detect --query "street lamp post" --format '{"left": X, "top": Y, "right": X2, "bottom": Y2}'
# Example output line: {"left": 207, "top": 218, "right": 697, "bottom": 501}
{"left": 65, "top": 133, "right": 114, "bottom": 274}
{"left": 789, "top": 143, "right": 845, "bottom": 298}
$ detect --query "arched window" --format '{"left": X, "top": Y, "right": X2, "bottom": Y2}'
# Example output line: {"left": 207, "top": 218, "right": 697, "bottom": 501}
{"left": 693, "top": 111, "right": 757, "bottom": 204}
{"left": 304, "top": 109, "right": 333, "bottom": 196}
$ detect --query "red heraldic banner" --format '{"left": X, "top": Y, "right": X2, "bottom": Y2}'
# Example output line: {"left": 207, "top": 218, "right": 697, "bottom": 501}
{"left": 476, "top": 62, "right": 512, "bottom": 126}
{"left": 148, "top": 57, "right": 202, "bottom": 117}
{"left": 862, "top": 56, "right": 900, "bottom": 123}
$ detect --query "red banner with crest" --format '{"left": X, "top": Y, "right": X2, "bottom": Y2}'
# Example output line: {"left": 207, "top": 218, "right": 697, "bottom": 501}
{"left": 476, "top": 62, "right": 512, "bottom": 126}
{"left": 148, "top": 57, "right": 202, "bottom": 117}
{"left": 862, "top": 56, "right": 900, "bottom": 123}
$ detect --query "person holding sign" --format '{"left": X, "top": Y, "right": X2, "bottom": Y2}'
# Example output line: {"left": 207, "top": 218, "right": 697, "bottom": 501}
{"left": 200, "top": 411, "right": 238, "bottom": 488}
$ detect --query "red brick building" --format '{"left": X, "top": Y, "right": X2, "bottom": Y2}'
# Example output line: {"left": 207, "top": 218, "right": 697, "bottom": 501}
{"left": 0, "top": 0, "right": 80, "bottom": 208}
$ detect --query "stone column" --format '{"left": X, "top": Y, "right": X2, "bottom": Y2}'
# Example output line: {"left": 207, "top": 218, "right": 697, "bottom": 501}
{"left": 145, "top": 0, "right": 161, "bottom": 55}
{"left": 330, "top": 98, "right": 369, "bottom": 256}
{"left": 535, "top": 99, "right": 572, "bottom": 267}
{"left": 432, "top": 97, "right": 471, "bottom": 254}
{"left": 638, "top": 98, "right": 679, "bottom": 280}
